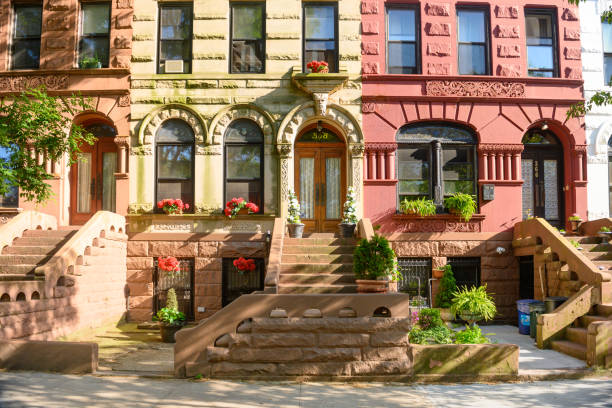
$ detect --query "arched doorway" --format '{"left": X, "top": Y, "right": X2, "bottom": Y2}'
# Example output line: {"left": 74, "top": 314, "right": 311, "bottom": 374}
{"left": 294, "top": 124, "right": 346, "bottom": 233}
{"left": 70, "top": 122, "right": 118, "bottom": 225}
{"left": 521, "top": 129, "right": 564, "bottom": 226}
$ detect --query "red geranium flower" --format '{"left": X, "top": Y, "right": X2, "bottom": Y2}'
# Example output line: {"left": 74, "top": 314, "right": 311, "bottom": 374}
{"left": 233, "top": 257, "right": 256, "bottom": 273}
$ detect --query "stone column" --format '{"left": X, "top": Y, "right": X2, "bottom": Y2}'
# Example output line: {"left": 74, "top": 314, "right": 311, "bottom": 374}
{"left": 277, "top": 143, "right": 293, "bottom": 219}
{"left": 482, "top": 152, "right": 489, "bottom": 180}
{"left": 513, "top": 153, "right": 520, "bottom": 181}
{"left": 350, "top": 143, "right": 365, "bottom": 218}
{"left": 432, "top": 140, "right": 443, "bottom": 207}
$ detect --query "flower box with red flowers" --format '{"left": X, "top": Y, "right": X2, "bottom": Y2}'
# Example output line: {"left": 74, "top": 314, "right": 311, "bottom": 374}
{"left": 224, "top": 197, "right": 259, "bottom": 219}
{"left": 306, "top": 60, "right": 329, "bottom": 73}
{"left": 158, "top": 256, "right": 181, "bottom": 275}
{"left": 157, "top": 198, "right": 190, "bottom": 215}
{"left": 233, "top": 257, "right": 256, "bottom": 274}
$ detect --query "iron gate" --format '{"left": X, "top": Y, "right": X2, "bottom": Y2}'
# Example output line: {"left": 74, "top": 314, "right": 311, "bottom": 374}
{"left": 447, "top": 257, "right": 481, "bottom": 290}
{"left": 397, "top": 258, "right": 432, "bottom": 308}
{"left": 222, "top": 258, "right": 265, "bottom": 306}
{"left": 154, "top": 258, "right": 194, "bottom": 320}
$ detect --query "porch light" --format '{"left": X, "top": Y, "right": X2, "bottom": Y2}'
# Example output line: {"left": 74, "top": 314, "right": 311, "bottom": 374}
{"left": 317, "top": 120, "right": 323, "bottom": 132}
{"left": 541, "top": 121, "right": 549, "bottom": 131}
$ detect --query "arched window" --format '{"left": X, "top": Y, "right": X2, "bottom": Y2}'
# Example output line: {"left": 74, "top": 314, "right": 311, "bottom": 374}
{"left": 224, "top": 119, "right": 263, "bottom": 212}
{"left": 0, "top": 145, "right": 18, "bottom": 208}
{"left": 396, "top": 124, "right": 477, "bottom": 208}
{"left": 156, "top": 119, "right": 195, "bottom": 211}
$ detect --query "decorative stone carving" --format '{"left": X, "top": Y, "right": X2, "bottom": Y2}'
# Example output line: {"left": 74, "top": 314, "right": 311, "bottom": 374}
{"left": 112, "top": 55, "right": 131, "bottom": 69}
{"left": 562, "top": 8, "right": 578, "bottom": 21}
{"left": 427, "top": 63, "right": 450, "bottom": 75}
{"left": 362, "top": 103, "right": 377, "bottom": 113}
{"left": 128, "top": 203, "right": 153, "bottom": 214}
{"left": 565, "top": 67, "right": 581, "bottom": 79}
{"left": 564, "top": 28, "right": 580, "bottom": 41}
{"left": 361, "top": 42, "right": 379, "bottom": 55}
{"left": 114, "top": 35, "right": 131, "bottom": 49}
{"left": 46, "top": 15, "right": 70, "bottom": 31}
{"left": 573, "top": 145, "right": 587, "bottom": 155}
{"left": 498, "top": 45, "right": 520, "bottom": 58}
{"left": 115, "top": 14, "right": 132, "bottom": 29}
{"left": 362, "top": 62, "right": 379, "bottom": 74}
{"left": 209, "top": 105, "right": 274, "bottom": 145}
{"left": 427, "top": 43, "right": 451, "bottom": 56}
{"left": 365, "top": 143, "right": 397, "bottom": 153}
{"left": 46, "top": 0, "right": 69, "bottom": 11}
{"left": 564, "top": 47, "right": 581, "bottom": 60}
{"left": 195, "top": 205, "right": 221, "bottom": 215}
{"left": 362, "top": 21, "right": 379, "bottom": 35}
{"left": 425, "top": 3, "right": 450, "bottom": 16}
{"left": 497, "top": 64, "right": 521, "bottom": 77}
{"left": 478, "top": 144, "right": 524, "bottom": 154}
{"left": 140, "top": 105, "right": 207, "bottom": 146}
{"left": 116, "top": 0, "right": 133, "bottom": 8}
{"left": 151, "top": 222, "right": 194, "bottom": 233}
{"left": 196, "top": 145, "right": 222, "bottom": 155}
{"left": 276, "top": 143, "right": 293, "bottom": 158}
{"left": 360, "top": 1, "right": 378, "bottom": 14}
{"left": 495, "top": 6, "right": 518, "bottom": 19}
{"left": 350, "top": 143, "right": 366, "bottom": 157}
{"left": 393, "top": 217, "right": 482, "bottom": 233}
{"left": 114, "top": 136, "right": 130, "bottom": 148}
{"left": 313, "top": 93, "right": 329, "bottom": 116}
{"left": 494, "top": 25, "right": 520, "bottom": 38}
{"left": 425, "top": 23, "right": 450, "bottom": 36}
{"left": 425, "top": 80, "right": 525, "bottom": 98}
{"left": 0, "top": 75, "right": 68, "bottom": 92}
{"left": 130, "top": 145, "right": 152, "bottom": 155}
{"left": 117, "top": 94, "right": 130, "bottom": 107}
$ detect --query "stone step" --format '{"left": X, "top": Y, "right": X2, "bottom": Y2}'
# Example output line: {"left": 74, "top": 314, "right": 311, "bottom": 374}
{"left": 277, "top": 284, "right": 358, "bottom": 294}
{"left": 576, "top": 236, "right": 602, "bottom": 245}
{"left": 280, "top": 263, "right": 353, "bottom": 274}
{"left": 93, "top": 237, "right": 127, "bottom": 249}
{"left": 75, "top": 264, "right": 124, "bottom": 275}
{"left": 101, "top": 231, "right": 128, "bottom": 241}
{"left": 12, "top": 236, "right": 68, "bottom": 246}
{"left": 578, "top": 314, "right": 609, "bottom": 328}
{"left": 2, "top": 245, "right": 56, "bottom": 255}
{"left": 0, "top": 273, "right": 36, "bottom": 281}
{"left": 0, "top": 254, "right": 49, "bottom": 265}
{"left": 22, "top": 230, "right": 75, "bottom": 238}
{"left": 82, "top": 255, "right": 125, "bottom": 266}
{"left": 566, "top": 327, "right": 588, "bottom": 346}
{"left": 284, "top": 238, "right": 357, "bottom": 246}
{"left": 592, "top": 261, "right": 612, "bottom": 271}
{"left": 596, "top": 303, "right": 612, "bottom": 317}
{"left": 581, "top": 243, "right": 610, "bottom": 253}
{"left": 583, "top": 251, "right": 612, "bottom": 261}
{"left": 281, "top": 254, "right": 353, "bottom": 264}
{"left": 0, "top": 265, "right": 37, "bottom": 275}
{"left": 551, "top": 340, "right": 586, "bottom": 361}
{"left": 279, "top": 273, "right": 355, "bottom": 285}
{"left": 282, "top": 245, "right": 355, "bottom": 255}
{"left": 84, "top": 246, "right": 124, "bottom": 256}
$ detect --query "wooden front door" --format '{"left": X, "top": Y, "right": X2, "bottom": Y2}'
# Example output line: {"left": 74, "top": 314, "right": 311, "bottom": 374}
{"left": 294, "top": 129, "right": 346, "bottom": 233}
{"left": 70, "top": 137, "right": 118, "bottom": 225}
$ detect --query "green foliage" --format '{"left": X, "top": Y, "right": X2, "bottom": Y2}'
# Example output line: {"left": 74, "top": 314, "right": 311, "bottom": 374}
{"left": 568, "top": 215, "right": 582, "bottom": 221}
{"left": 155, "top": 307, "right": 186, "bottom": 325}
{"left": 435, "top": 265, "right": 457, "bottom": 308}
{"left": 287, "top": 189, "right": 301, "bottom": 224}
{"left": 444, "top": 193, "right": 477, "bottom": 221}
{"left": 79, "top": 55, "right": 101, "bottom": 69}
{"left": 600, "top": 226, "right": 611, "bottom": 233}
{"left": 353, "top": 234, "right": 395, "bottom": 280}
{"left": 454, "top": 324, "right": 491, "bottom": 344}
{"left": 0, "top": 87, "right": 95, "bottom": 204}
{"left": 450, "top": 285, "right": 497, "bottom": 322}
{"left": 400, "top": 197, "right": 437, "bottom": 216}
{"left": 341, "top": 186, "right": 358, "bottom": 224}
{"left": 418, "top": 308, "right": 444, "bottom": 330}
{"left": 409, "top": 326, "right": 453, "bottom": 345}
{"left": 166, "top": 288, "right": 179, "bottom": 311}
{"left": 570, "top": 239, "right": 580, "bottom": 249}
{"left": 194, "top": 374, "right": 203, "bottom": 380}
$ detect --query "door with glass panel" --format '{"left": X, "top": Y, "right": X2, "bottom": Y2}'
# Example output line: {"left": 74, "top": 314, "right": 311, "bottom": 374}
{"left": 70, "top": 124, "right": 118, "bottom": 225}
{"left": 521, "top": 129, "right": 564, "bottom": 226}
{"left": 294, "top": 128, "right": 346, "bottom": 233}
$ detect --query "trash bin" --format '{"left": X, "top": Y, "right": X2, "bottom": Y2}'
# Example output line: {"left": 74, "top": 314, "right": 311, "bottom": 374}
{"left": 516, "top": 299, "right": 537, "bottom": 335}
{"left": 529, "top": 301, "right": 546, "bottom": 339}
{"left": 545, "top": 296, "right": 568, "bottom": 314}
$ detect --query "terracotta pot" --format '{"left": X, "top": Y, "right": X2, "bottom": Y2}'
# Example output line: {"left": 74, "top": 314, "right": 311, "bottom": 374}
{"left": 432, "top": 268, "right": 444, "bottom": 279}
{"left": 160, "top": 322, "right": 185, "bottom": 343}
{"left": 238, "top": 208, "right": 249, "bottom": 216}
{"left": 356, "top": 279, "right": 388, "bottom": 293}
{"left": 288, "top": 223, "right": 305, "bottom": 238}
{"left": 338, "top": 223, "right": 356, "bottom": 238}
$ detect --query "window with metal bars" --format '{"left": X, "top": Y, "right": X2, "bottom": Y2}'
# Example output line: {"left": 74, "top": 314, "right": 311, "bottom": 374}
{"left": 222, "top": 258, "right": 265, "bottom": 306}
{"left": 447, "top": 257, "right": 481, "bottom": 289}
{"left": 154, "top": 258, "right": 194, "bottom": 320}
{"left": 397, "top": 258, "right": 432, "bottom": 307}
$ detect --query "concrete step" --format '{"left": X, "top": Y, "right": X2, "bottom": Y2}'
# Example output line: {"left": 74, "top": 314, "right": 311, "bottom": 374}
{"left": 596, "top": 303, "right": 612, "bottom": 317}
{"left": 551, "top": 340, "right": 586, "bottom": 361}
{"left": 566, "top": 327, "right": 588, "bottom": 346}
{"left": 82, "top": 255, "right": 126, "bottom": 266}
{"left": 279, "top": 273, "right": 355, "bottom": 285}
{"left": 278, "top": 284, "right": 358, "bottom": 294}
{"left": 0, "top": 265, "right": 37, "bottom": 275}
{"left": 280, "top": 263, "right": 353, "bottom": 274}
{"left": 12, "top": 236, "right": 67, "bottom": 246}
{"left": 281, "top": 254, "right": 353, "bottom": 264}
{"left": 2, "top": 245, "right": 56, "bottom": 255}
{"left": 284, "top": 238, "right": 357, "bottom": 246}
{"left": 0, "top": 273, "right": 36, "bottom": 281}
{"left": 282, "top": 245, "right": 355, "bottom": 255}
{"left": 0, "top": 254, "right": 49, "bottom": 265}
{"left": 22, "top": 230, "right": 75, "bottom": 238}
{"left": 578, "top": 314, "right": 609, "bottom": 328}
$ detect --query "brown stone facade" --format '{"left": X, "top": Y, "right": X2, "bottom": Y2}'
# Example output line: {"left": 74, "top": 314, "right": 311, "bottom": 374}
{"left": 127, "top": 233, "right": 267, "bottom": 322}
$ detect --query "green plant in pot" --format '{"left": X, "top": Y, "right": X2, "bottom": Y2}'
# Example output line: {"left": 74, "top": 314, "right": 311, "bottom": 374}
{"left": 155, "top": 288, "right": 186, "bottom": 343}
{"left": 444, "top": 193, "right": 477, "bottom": 221}
{"left": 353, "top": 234, "right": 395, "bottom": 293}
{"left": 287, "top": 189, "right": 305, "bottom": 238}
{"left": 450, "top": 285, "right": 497, "bottom": 326}
{"left": 339, "top": 187, "right": 358, "bottom": 238}
{"left": 79, "top": 55, "right": 102, "bottom": 69}
{"left": 399, "top": 197, "right": 436, "bottom": 217}
{"left": 568, "top": 214, "right": 582, "bottom": 233}
{"left": 434, "top": 264, "right": 456, "bottom": 320}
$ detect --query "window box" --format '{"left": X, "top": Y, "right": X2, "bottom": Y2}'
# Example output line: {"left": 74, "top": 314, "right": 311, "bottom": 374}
{"left": 391, "top": 213, "right": 485, "bottom": 233}
{"left": 291, "top": 70, "right": 349, "bottom": 95}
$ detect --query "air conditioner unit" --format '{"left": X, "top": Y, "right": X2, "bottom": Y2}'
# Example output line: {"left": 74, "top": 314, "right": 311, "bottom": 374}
{"left": 165, "top": 60, "right": 184, "bottom": 73}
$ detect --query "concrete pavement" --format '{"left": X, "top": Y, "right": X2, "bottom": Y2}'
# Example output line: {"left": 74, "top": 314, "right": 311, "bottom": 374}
{"left": 0, "top": 371, "right": 611, "bottom": 408}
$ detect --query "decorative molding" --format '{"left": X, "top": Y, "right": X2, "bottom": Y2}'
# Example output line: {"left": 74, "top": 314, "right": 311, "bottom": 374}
{"left": 365, "top": 142, "right": 397, "bottom": 153}
{"left": 0, "top": 75, "right": 68, "bottom": 92}
{"left": 114, "top": 136, "right": 130, "bottom": 148}
{"left": 196, "top": 145, "right": 222, "bottom": 155}
{"left": 392, "top": 214, "right": 484, "bottom": 233}
{"left": 276, "top": 143, "right": 292, "bottom": 158}
{"left": 140, "top": 105, "right": 206, "bottom": 146}
{"left": 128, "top": 203, "right": 153, "bottom": 214}
{"left": 350, "top": 143, "right": 366, "bottom": 158}
{"left": 117, "top": 94, "right": 130, "bottom": 107}
{"left": 425, "top": 80, "right": 525, "bottom": 98}
{"left": 478, "top": 144, "right": 524, "bottom": 154}
{"left": 209, "top": 104, "right": 275, "bottom": 145}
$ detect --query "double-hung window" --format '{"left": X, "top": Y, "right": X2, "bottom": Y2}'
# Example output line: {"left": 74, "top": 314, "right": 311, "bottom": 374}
{"left": 11, "top": 4, "right": 42, "bottom": 70}
{"left": 231, "top": 3, "right": 265, "bottom": 73}
{"left": 603, "top": 22, "right": 612, "bottom": 85}
{"left": 387, "top": 6, "right": 419, "bottom": 74}
{"left": 79, "top": 3, "right": 111, "bottom": 68}
{"left": 525, "top": 9, "right": 558, "bottom": 77}
{"left": 158, "top": 4, "right": 193, "bottom": 74}
{"left": 397, "top": 125, "right": 477, "bottom": 209}
{"left": 457, "top": 7, "right": 489, "bottom": 75}
{"left": 303, "top": 3, "right": 338, "bottom": 73}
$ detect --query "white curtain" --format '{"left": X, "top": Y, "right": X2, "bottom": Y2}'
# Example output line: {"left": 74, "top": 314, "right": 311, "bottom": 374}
{"left": 543, "top": 160, "right": 559, "bottom": 220}
{"left": 521, "top": 159, "right": 534, "bottom": 219}
{"left": 102, "top": 152, "right": 117, "bottom": 212}
{"left": 326, "top": 158, "right": 340, "bottom": 219}
{"left": 77, "top": 153, "right": 91, "bottom": 213}
{"left": 300, "top": 158, "right": 315, "bottom": 219}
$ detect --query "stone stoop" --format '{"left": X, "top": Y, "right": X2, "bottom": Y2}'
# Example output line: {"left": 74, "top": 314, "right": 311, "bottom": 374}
{"left": 278, "top": 235, "right": 358, "bottom": 294}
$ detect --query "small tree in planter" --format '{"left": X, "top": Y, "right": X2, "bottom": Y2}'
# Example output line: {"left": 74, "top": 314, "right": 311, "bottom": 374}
{"left": 339, "top": 187, "right": 358, "bottom": 238}
{"left": 353, "top": 234, "right": 395, "bottom": 293}
{"left": 450, "top": 285, "right": 497, "bottom": 327}
{"left": 155, "top": 288, "right": 186, "bottom": 343}
{"left": 444, "top": 193, "right": 477, "bottom": 221}
{"left": 287, "top": 189, "right": 305, "bottom": 238}
{"left": 434, "top": 264, "right": 457, "bottom": 321}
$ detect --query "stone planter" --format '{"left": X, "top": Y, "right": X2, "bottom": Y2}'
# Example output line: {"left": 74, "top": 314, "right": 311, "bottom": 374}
{"left": 356, "top": 279, "right": 388, "bottom": 293}
{"left": 287, "top": 223, "right": 305, "bottom": 238}
{"left": 338, "top": 223, "right": 356, "bottom": 238}
{"left": 432, "top": 268, "right": 444, "bottom": 279}
{"left": 598, "top": 231, "right": 612, "bottom": 244}
{"left": 459, "top": 312, "right": 483, "bottom": 326}
{"left": 160, "top": 322, "right": 185, "bottom": 343}
{"left": 437, "top": 308, "right": 453, "bottom": 322}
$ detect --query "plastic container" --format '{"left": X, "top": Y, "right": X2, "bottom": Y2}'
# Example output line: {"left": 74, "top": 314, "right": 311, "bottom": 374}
{"left": 544, "top": 296, "right": 568, "bottom": 314}
{"left": 529, "top": 301, "right": 546, "bottom": 338}
{"left": 516, "top": 299, "right": 537, "bottom": 335}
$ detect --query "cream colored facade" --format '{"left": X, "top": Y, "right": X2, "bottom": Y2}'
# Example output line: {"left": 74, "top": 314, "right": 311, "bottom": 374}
{"left": 128, "top": 0, "right": 363, "bottom": 230}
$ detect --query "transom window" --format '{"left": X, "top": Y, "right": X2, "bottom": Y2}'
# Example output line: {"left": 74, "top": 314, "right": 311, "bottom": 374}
{"left": 231, "top": 3, "right": 265, "bottom": 73}
{"left": 457, "top": 7, "right": 489, "bottom": 75}
{"left": 224, "top": 119, "right": 263, "bottom": 212}
{"left": 158, "top": 4, "right": 193, "bottom": 74}
{"left": 155, "top": 119, "right": 195, "bottom": 211}
{"left": 387, "top": 6, "right": 419, "bottom": 74}
{"left": 11, "top": 4, "right": 42, "bottom": 70}
{"left": 525, "top": 9, "right": 558, "bottom": 78}
{"left": 396, "top": 124, "right": 477, "bottom": 208}
{"left": 303, "top": 3, "right": 338, "bottom": 73}
{"left": 0, "top": 146, "right": 18, "bottom": 208}
{"left": 603, "top": 22, "right": 612, "bottom": 85}
{"left": 79, "top": 2, "right": 110, "bottom": 68}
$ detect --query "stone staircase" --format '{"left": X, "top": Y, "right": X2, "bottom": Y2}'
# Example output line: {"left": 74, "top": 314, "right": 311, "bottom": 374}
{"left": 278, "top": 234, "right": 357, "bottom": 294}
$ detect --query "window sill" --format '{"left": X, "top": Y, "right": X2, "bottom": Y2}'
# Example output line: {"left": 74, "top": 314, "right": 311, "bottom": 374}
{"left": 391, "top": 212, "right": 485, "bottom": 233}
{"left": 392, "top": 213, "right": 485, "bottom": 221}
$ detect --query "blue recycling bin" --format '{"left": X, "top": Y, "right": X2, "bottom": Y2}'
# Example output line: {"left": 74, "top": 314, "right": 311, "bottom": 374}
{"left": 516, "top": 299, "right": 537, "bottom": 335}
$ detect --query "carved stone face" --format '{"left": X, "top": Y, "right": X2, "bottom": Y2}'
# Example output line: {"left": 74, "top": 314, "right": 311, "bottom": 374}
{"left": 313, "top": 93, "right": 328, "bottom": 116}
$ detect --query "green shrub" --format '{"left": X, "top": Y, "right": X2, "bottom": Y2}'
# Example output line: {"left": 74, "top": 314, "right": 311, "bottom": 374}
{"left": 435, "top": 265, "right": 457, "bottom": 308}
{"left": 353, "top": 234, "right": 395, "bottom": 280}
{"left": 166, "top": 288, "right": 179, "bottom": 311}
{"left": 450, "top": 285, "right": 497, "bottom": 322}
{"left": 444, "top": 193, "right": 477, "bottom": 221}
{"left": 154, "top": 288, "right": 186, "bottom": 325}
{"left": 399, "top": 197, "right": 436, "bottom": 216}
{"left": 418, "top": 308, "right": 444, "bottom": 330}
{"left": 600, "top": 226, "right": 611, "bottom": 232}
{"left": 409, "top": 326, "right": 453, "bottom": 345}
{"left": 454, "top": 325, "right": 491, "bottom": 344}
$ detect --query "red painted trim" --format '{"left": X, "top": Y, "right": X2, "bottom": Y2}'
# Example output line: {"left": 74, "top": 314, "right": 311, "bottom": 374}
{"left": 362, "top": 74, "right": 584, "bottom": 86}
{"left": 364, "top": 179, "right": 398, "bottom": 186}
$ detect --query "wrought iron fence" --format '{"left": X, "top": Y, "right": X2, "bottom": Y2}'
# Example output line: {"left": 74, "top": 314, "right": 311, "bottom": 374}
{"left": 154, "top": 258, "right": 194, "bottom": 320}
{"left": 447, "top": 257, "right": 481, "bottom": 289}
{"left": 397, "top": 258, "right": 432, "bottom": 308}
{"left": 222, "top": 258, "right": 265, "bottom": 307}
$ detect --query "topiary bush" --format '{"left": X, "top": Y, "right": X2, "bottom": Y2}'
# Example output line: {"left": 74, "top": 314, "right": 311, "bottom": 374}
{"left": 435, "top": 264, "right": 457, "bottom": 308}
{"left": 353, "top": 234, "right": 395, "bottom": 280}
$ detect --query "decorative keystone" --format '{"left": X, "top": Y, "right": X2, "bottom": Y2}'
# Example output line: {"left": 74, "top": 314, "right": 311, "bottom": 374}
{"left": 270, "top": 308, "right": 288, "bottom": 318}
{"left": 425, "top": 23, "right": 450, "bottom": 36}
{"left": 495, "top": 6, "right": 518, "bottom": 19}
{"left": 562, "top": 8, "right": 578, "bottom": 21}
{"left": 303, "top": 308, "right": 322, "bottom": 318}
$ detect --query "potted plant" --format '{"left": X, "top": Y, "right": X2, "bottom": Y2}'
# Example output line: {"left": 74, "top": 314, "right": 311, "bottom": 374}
{"left": 599, "top": 226, "right": 612, "bottom": 243}
{"left": 224, "top": 197, "right": 259, "bottom": 219}
{"left": 287, "top": 189, "right": 305, "bottom": 238}
{"left": 79, "top": 55, "right": 102, "bottom": 69}
{"left": 157, "top": 199, "right": 189, "bottom": 215}
{"left": 155, "top": 288, "right": 186, "bottom": 343}
{"left": 353, "top": 234, "right": 395, "bottom": 293}
{"left": 450, "top": 285, "right": 497, "bottom": 327}
{"left": 444, "top": 193, "right": 477, "bottom": 221}
{"left": 399, "top": 197, "right": 436, "bottom": 217}
{"left": 306, "top": 60, "right": 329, "bottom": 73}
{"left": 568, "top": 214, "right": 582, "bottom": 233}
{"left": 339, "top": 187, "right": 358, "bottom": 238}
{"left": 233, "top": 257, "right": 256, "bottom": 274}
{"left": 434, "top": 264, "right": 456, "bottom": 321}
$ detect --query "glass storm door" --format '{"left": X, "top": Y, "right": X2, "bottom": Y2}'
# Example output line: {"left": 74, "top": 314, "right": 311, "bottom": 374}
{"left": 521, "top": 149, "right": 563, "bottom": 226}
